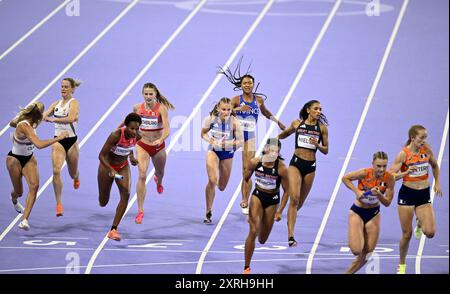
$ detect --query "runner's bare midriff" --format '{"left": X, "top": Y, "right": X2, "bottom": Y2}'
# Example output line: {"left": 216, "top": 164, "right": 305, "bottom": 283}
{"left": 140, "top": 129, "right": 163, "bottom": 145}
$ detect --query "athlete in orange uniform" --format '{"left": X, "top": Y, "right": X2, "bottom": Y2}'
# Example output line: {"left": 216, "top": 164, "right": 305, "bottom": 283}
{"left": 389, "top": 125, "right": 442, "bottom": 274}
{"left": 342, "top": 151, "right": 395, "bottom": 274}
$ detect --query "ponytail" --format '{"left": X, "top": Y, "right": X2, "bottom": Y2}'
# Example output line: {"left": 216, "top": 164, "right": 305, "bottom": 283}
{"left": 142, "top": 82, "right": 175, "bottom": 110}
{"left": 405, "top": 125, "right": 426, "bottom": 146}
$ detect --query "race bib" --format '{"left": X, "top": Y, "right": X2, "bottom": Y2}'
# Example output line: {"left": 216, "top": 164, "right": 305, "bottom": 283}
{"left": 112, "top": 146, "right": 133, "bottom": 156}
{"left": 55, "top": 123, "right": 66, "bottom": 131}
{"left": 408, "top": 162, "right": 429, "bottom": 178}
{"left": 141, "top": 117, "right": 159, "bottom": 129}
{"left": 255, "top": 177, "right": 277, "bottom": 190}
{"left": 239, "top": 119, "right": 256, "bottom": 132}
{"left": 297, "top": 134, "right": 319, "bottom": 150}
{"left": 209, "top": 129, "right": 230, "bottom": 140}
{"left": 360, "top": 193, "right": 379, "bottom": 205}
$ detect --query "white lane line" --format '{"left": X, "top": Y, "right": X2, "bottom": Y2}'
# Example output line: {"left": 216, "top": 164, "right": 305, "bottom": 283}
{"left": 0, "top": 0, "right": 71, "bottom": 62}
{"left": 416, "top": 110, "right": 449, "bottom": 274}
{"left": 0, "top": 0, "right": 140, "bottom": 137}
{"left": 19, "top": 236, "right": 90, "bottom": 240}
{"left": 0, "top": 246, "right": 93, "bottom": 250}
{"left": 306, "top": 0, "right": 410, "bottom": 274}
{"left": 196, "top": 0, "right": 342, "bottom": 275}
{"left": 0, "top": 255, "right": 447, "bottom": 273}
{"left": 84, "top": 0, "right": 276, "bottom": 275}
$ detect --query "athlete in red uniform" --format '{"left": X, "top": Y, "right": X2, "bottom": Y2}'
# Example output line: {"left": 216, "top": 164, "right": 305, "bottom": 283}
{"left": 98, "top": 113, "right": 141, "bottom": 241}
{"left": 132, "top": 83, "right": 174, "bottom": 224}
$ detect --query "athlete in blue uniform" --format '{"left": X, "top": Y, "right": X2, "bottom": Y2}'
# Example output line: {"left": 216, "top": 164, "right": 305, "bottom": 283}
{"left": 219, "top": 63, "right": 286, "bottom": 215}
{"left": 201, "top": 97, "right": 244, "bottom": 224}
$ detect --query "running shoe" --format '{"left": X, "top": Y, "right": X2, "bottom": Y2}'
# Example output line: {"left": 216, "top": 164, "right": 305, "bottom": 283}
{"left": 135, "top": 211, "right": 144, "bottom": 224}
{"left": 288, "top": 236, "right": 298, "bottom": 247}
{"left": 243, "top": 267, "right": 251, "bottom": 274}
{"left": 154, "top": 176, "right": 164, "bottom": 194}
{"left": 11, "top": 197, "right": 24, "bottom": 213}
{"left": 203, "top": 211, "right": 212, "bottom": 225}
{"left": 73, "top": 178, "right": 80, "bottom": 189}
{"left": 56, "top": 204, "right": 64, "bottom": 217}
{"left": 107, "top": 229, "right": 121, "bottom": 241}
{"left": 18, "top": 219, "right": 30, "bottom": 231}
{"left": 397, "top": 264, "right": 406, "bottom": 274}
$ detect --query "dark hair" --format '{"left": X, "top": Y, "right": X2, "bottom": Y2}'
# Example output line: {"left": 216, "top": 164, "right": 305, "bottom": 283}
{"left": 142, "top": 83, "right": 175, "bottom": 110}
{"left": 262, "top": 137, "right": 284, "bottom": 160}
{"left": 218, "top": 56, "right": 267, "bottom": 100}
{"left": 405, "top": 125, "right": 426, "bottom": 146}
{"left": 209, "top": 97, "right": 235, "bottom": 117}
{"left": 63, "top": 78, "right": 82, "bottom": 89}
{"left": 372, "top": 151, "right": 388, "bottom": 162}
{"left": 299, "top": 100, "right": 329, "bottom": 126}
{"left": 124, "top": 112, "right": 142, "bottom": 126}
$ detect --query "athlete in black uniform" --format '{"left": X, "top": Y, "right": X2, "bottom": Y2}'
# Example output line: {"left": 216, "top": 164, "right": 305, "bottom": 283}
{"left": 243, "top": 138, "right": 289, "bottom": 274}
{"left": 276, "top": 100, "right": 329, "bottom": 247}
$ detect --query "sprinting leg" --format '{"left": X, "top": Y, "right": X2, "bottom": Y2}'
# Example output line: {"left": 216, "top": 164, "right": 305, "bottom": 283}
{"left": 6, "top": 156, "right": 24, "bottom": 213}
{"left": 244, "top": 195, "right": 263, "bottom": 274}
{"left": 97, "top": 163, "right": 114, "bottom": 207}
{"left": 218, "top": 158, "right": 233, "bottom": 191}
{"left": 151, "top": 147, "right": 166, "bottom": 194}
{"left": 19, "top": 157, "right": 39, "bottom": 230}
{"left": 287, "top": 166, "right": 301, "bottom": 246}
{"left": 66, "top": 141, "right": 80, "bottom": 189}
{"left": 51, "top": 143, "right": 66, "bottom": 216}
{"left": 397, "top": 205, "right": 415, "bottom": 273}
{"left": 346, "top": 214, "right": 380, "bottom": 274}
{"left": 415, "top": 204, "right": 436, "bottom": 239}
{"left": 241, "top": 138, "right": 255, "bottom": 214}
{"left": 108, "top": 166, "right": 131, "bottom": 241}
{"left": 258, "top": 204, "right": 277, "bottom": 245}
{"left": 204, "top": 151, "right": 220, "bottom": 223}
{"left": 135, "top": 144, "right": 150, "bottom": 223}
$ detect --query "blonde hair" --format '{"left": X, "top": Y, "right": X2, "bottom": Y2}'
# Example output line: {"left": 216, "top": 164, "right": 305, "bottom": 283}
{"left": 209, "top": 97, "right": 234, "bottom": 117}
{"left": 372, "top": 151, "right": 388, "bottom": 162}
{"left": 11, "top": 102, "right": 45, "bottom": 128}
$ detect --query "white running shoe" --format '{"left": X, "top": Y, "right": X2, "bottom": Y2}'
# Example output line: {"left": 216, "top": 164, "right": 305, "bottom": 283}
{"left": 241, "top": 207, "right": 249, "bottom": 215}
{"left": 18, "top": 219, "right": 30, "bottom": 231}
{"left": 11, "top": 197, "right": 24, "bottom": 213}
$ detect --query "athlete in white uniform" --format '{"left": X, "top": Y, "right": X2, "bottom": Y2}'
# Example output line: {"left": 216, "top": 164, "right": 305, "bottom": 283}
{"left": 43, "top": 78, "right": 81, "bottom": 217}
{"left": 7, "top": 102, "right": 68, "bottom": 230}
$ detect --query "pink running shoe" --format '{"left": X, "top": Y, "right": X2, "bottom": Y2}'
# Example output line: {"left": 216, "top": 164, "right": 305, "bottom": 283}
{"left": 135, "top": 211, "right": 144, "bottom": 224}
{"left": 154, "top": 176, "right": 164, "bottom": 194}
{"left": 107, "top": 229, "right": 121, "bottom": 241}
